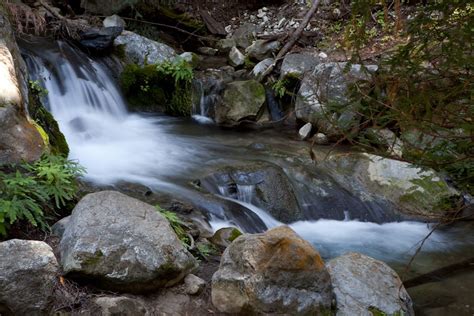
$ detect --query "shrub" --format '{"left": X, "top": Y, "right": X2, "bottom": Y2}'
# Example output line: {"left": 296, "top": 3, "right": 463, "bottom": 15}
{"left": 0, "top": 154, "right": 84, "bottom": 236}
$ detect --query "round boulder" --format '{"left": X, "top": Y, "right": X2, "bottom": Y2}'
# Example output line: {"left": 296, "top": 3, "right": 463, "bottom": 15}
{"left": 326, "top": 252, "right": 414, "bottom": 316}
{"left": 59, "top": 191, "right": 197, "bottom": 293}
{"left": 0, "top": 239, "right": 59, "bottom": 315}
{"left": 211, "top": 226, "right": 333, "bottom": 314}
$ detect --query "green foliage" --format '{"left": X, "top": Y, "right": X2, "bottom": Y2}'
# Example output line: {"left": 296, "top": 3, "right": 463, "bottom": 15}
{"left": 195, "top": 242, "right": 217, "bottom": 259}
{"left": 29, "top": 80, "right": 48, "bottom": 97}
{"left": 272, "top": 79, "right": 288, "bottom": 98}
{"left": 120, "top": 58, "right": 194, "bottom": 116}
{"left": 0, "top": 154, "right": 84, "bottom": 236}
{"left": 346, "top": 1, "right": 474, "bottom": 194}
{"left": 156, "top": 206, "right": 191, "bottom": 247}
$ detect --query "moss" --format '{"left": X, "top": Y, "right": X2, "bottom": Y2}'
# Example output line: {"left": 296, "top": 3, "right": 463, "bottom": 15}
{"left": 81, "top": 249, "right": 104, "bottom": 268}
{"left": 228, "top": 228, "right": 243, "bottom": 242}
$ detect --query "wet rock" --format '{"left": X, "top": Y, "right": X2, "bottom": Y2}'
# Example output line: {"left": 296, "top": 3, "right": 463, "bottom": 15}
{"left": 312, "top": 132, "right": 329, "bottom": 145}
{"left": 200, "top": 161, "right": 302, "bottom": 223}
{"left": 232, "top": 23, "right": 261, "bottom": 49}
{"left": 79, "top": 27, "right": 123, "bottom": 52}
{"left": 103, "top": 15, "right": 126, "bottom": 28}
{"left": 245, "top": 40, "right": 280, "bottom": 61}
{"left": 114, "top": 31, "right": 176, "bottom": 66}
{"left": 209, "top": 227, "right": 242, "bottom": 248}
{"left": 299, "top": 122, "right": 313, "bottom": 140}
{"left": 251, "top": 57, "right": 274, "bottom": 79}
{"left": 93, "top": 296, "right": 149, "bottom": 316}
{"left": 215, "top": 80, "right": 266, "bottom": 127}
{"left": 324, "top": 152, "right": 461, "bottom": 219}
{"left": 0, "top": 240, "right": 59, "bottom": 315}
{"left": 280, "top": 53, "right": 320, "bottom": 79}
{"left": 184, "top": 274, "right": 206, "bottom": 295}
{"left": 295, "top": 62, "right": 377, "bottom": 140}
{"left": 0, "top": 10, "right": 44, "bottom": 164}
{"left": 327, "top": 252, "right": 414, "bottom": 316}
{"left": 228, "top": 46, "right": 245, "bottom": 67}
{"left": 59, "top": 191, "right": 198, "bottom": 293}
{"left": 211, "top": 226, "right": 333, "bottom": 314}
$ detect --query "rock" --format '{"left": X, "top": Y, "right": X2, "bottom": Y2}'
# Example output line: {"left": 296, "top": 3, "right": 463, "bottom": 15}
{"left": 184, "top": 274, "right": 206, "bottom": 295}
{"left": 197, "top": 47, "right": 218, "bottom": 56}
{"left": 327, "top": 252, "right": 414, "bottom": 316}
{"left": 299, "top": 122, "right": 313, "bottom": 140}
{"left": 93, "top": 296, "right": 148, "bottom": 316}
{"left": 245, "top": 40, "right": 280, "bottom": 61}
{"left": 179, "top": 52, "right": 200, "bottom": 68}
{"left": 59, "top": 191, "right": 197, "bottom": 293}
{"left": 324, "top": 152, "right": 461, "bottom": 219}
{"left": 79, "top": 27, "right": 123, "bottom": 52}
{"left": 216, "top": 38, "right": 236, "bottom": 53}
{"left": 363, "top": 128, "right": 403, "bottom": 158}
{"left": 295, "top": 62, "right": 377, "bottom": 140}
{"left": 51, "top": 216, "right": 71, "bottom": 238}
{"left": 103, "top": 15, "right": 126, "bottom": 28}
{"left": 318, "top": 52, "right": 328, "bottom": 59}
{"left": 209, "top": 227, "right": 242, "bottom": 248}
{"left": 232, "top": 23, "right": 261, "bottom": 49}
{"left": 280, "top": 53, "right": 320, "bottom": 79}
{"left": 81, "top": 0, "right": 138, "bottom": 15}
{"left": 0, "top": 9, "right": 44, "bottom": 164}
{"left": 312, "top": 132, "right": 329, "bottom": 145}
{"left": 215, "top": 80, "right": 266, "bottom": 127}
{"left": 114, "top": 31, "right": 176, "bottom": 66}
{"left": 251, "top": 57, "right": 274, "bottom": 79}
{"left": 0, "top": 240, "right": 59, "bottom": 315}
{"left": 228, "top": 46, "right": 245, "bottom": 67}
{"left": 200, "top": 161, "right": 302, "bottom": 223}
{"left": 153, "top": 291, "right": 190, "bottom": 315}
{"left": 211, "top": 226, "right": 333, "bottom": 314}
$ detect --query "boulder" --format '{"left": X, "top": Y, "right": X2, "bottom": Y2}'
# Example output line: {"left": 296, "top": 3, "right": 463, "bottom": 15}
{"left": 245, "top": 40, "right": 280, "bottom": 61}
{"left": 232, "top": 23, "right": 261, "bottom": 49}
{"left": 228, "top": 46, "right": 245, "bottom": 67}
{"left": 323, "top": 152, "right": 461, "bottom": 219}
{"left": 216, "top": 38, "right": 236, "bottom": 53}
{"left": 79, "top": 26, "right": 123, "bottom": 52}
{"left": 0, "top": 9, "right": 44, "bottom": 164}
{"left": 299, "top": 122, "right": 313, "bottom": 140}
{"left": 114, "top": 31, "right": 176, "bottom": 66}
{"left": 93, "top": 296, "right": 149, "bottom": 316}
{"left": 312, "top": 132, "right": 329, "bottom": 145}
{"left": 211, "top": 226, "right": 333, "bottom": 314}
{"left": 51, "top": 216, "right": 71, "bottom": 238}
{"left": 184, "top": 274, "right": 206, "bottom": 295}
{"left": 59, "top": 191, "right": 197, "bottom": 293}
{"left": 295, "top": 62, "right": 377, "bottom": 140}
{"left": 326, "top": 252, "right": 414, "bottom": 316}
{"left": 0, "top": 240, "right": 59, "bottom": 315}
{"left": 103, "top": 15, "right": 126, "bottom": 28}
{"left": 209, "top": 227, "right": 242, "bottom": 248}
{"left": 215, "top": 80, "right": 266, "bottom": 127}
{"left": 251, "top": 58, "right": 274, "bottom": 79}
{"left": 200, "top": 161, "right": 302, "bottom": 223}
{"left": 280, "top": 53, "right": 320, "bottom": 79}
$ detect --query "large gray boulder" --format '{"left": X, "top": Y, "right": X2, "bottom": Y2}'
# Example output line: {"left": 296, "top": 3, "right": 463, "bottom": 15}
{"left": 327, "top": 252, "right": 414, "bottom": 316}
{"left": 295, "top": 62, "right": 377, "bottom": 140}
{"left": 323, "top": 152, "right": 460, "bottom": 219}
{"left": 212, "top": 226, "right": 333, "bottom": 314}
{"left": 59, "top": 191, "right": 197, "bottom": 293}
{"left": 280, "top": 53, "right": 320, "bottom": 79}
{"left": 114, "top": 31, "right": 176, "bottom": 66}
{"left": 215, "top": 80, "right": 266, "bottom": 127}
{"left": 0, "top": 240, "right": 59, "bottom": 315}
{"left": 200, "top": 161, "right": 302, "bottom": 223}
{"left": 0, "top": 8, "right": 44, "bottom": 164}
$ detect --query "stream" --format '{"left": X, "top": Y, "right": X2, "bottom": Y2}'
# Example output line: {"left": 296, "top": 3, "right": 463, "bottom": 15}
{"left": 23, "top": 39, "right": 474, "bottom": 315}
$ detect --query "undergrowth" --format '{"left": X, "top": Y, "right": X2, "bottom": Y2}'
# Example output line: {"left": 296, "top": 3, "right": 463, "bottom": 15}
{"left": 0, "top": 154, "right": 84, "bottom": 236}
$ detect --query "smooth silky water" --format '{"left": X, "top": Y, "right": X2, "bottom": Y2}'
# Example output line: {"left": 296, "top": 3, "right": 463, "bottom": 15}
{"left": 23, "top": 40, "right": 474, "bottom": 314}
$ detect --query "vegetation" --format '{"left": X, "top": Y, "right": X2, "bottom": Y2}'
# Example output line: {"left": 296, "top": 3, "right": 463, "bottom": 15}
{"left": 120, "top": 58, "right": 194, "bottom": 116}
{"left": 155, "top": 206, "right": 191, "bottom": 247}
{"left": 0, "top": 154, "right": 84, "bottom": 236}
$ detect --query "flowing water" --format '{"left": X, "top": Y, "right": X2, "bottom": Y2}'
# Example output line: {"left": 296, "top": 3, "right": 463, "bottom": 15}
{"left": 23, "top": 40, "right": 474, "bottom": 314}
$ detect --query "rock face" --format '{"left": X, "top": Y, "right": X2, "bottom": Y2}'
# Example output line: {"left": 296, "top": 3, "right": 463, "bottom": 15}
{"left": 211, "top": 226, "right": 333, "bottom": 314}
{"left": 0, "top": 9, "right": 44, "bottom": 164}
{"left": 215, "top": 80, "right": 266, "bottom": 127}
{"left": 59, "top": 191, "right": 197, "bottom": 293}
{"left": 0, "top": 240, "right": 59, "bottom": 315}
{"left": 327, "top": 252, "right": 414, "bottom": 316}
{"left": 324, "top": 152, "right": 460, "bottom": 219}
{"left": 295, "top": 62, "right": 377, "bottom": 140}
{"left": 200, "top": 161, "right": 302, "bottom": 223}
{"left": 114, "top": 31, "right": 176, "bottom": 66}
{"left": 280, "top": 53, "right": 320, "bottom": 79}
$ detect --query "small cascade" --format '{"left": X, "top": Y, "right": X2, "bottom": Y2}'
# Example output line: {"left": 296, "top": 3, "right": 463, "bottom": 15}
{"left": 236, "top": 184, "right": 254, "bottom": 204}
{"left": 191, "top": 73, "right": 225, "bottom": 124}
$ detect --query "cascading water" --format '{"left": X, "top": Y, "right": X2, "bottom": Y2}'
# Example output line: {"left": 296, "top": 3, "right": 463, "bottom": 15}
{"left": 22, "top": 40, "right": 474, "bottom": 278}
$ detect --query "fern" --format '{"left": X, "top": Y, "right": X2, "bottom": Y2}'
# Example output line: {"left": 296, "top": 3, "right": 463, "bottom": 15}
{"left": 156, "top": 206, "right": 190, "bottom": 247}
